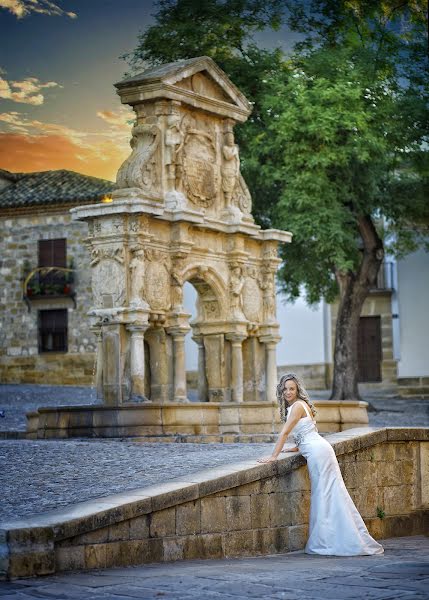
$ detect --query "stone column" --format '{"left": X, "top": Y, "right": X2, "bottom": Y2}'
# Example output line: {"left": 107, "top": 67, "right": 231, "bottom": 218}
{"left": 265, "top": 340, "right": 278, "bottom": 404}
{"left": 170, "top": 328, "right": 188, "bottom": 402}
{"left": 127, "top": 324, "right": 149, "bottom": 401}
{"left": 226, "top": 334, "right": 246, "bottom": 403}
{"left": 95, "top": 329, "right": 103, "bottom": 399}
{"left": 193, "top": 335, "right": 208, "bottom": 402}
{"left": 102, "top": 322, "right": 126, "bottom": 406}
{"left": 90, "top": 325, "right": 103, "bottom": 400}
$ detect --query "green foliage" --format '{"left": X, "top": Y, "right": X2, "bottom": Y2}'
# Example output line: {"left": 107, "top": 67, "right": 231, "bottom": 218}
{"left": 122, "top": 0, "right": 282, "bottom": 72}
{"left": 124, "top": 0, "right": 429, "bottom": 305}
{"left": 376, "top": 505, "right": 385, "bottom": 520}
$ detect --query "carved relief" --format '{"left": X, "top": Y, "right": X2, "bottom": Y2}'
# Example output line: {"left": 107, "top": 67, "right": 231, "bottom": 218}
{"left": 176, "top": 71, "right": 234, "bottom": 104}
{"left": 92, "top": 260, "right": 125, "bottom": 309}
{"left": 203, "top": 300, "right": 220, "bottom": 320}
{"left": 129, "top": 215, "right": 149, "bottom": 234}
{"left": 144, "top": 249, "right": 170, "bottom": 310}
{"left": 170, "top": 270, "right": 184, "bottom": 311}
{"left": 90, "top": 246, "right": 124, "bottom": 266}
{"left": 242, "top": 276, "right": 262, "bottom": 322}
{"left": 233, "top": 174, "right": 252, "bottom": 215}
{"left": 111, "top": 218, "right": 124, "bottom": 233}
{"left": 182, "top": 128, "right": 217, "bottom": 207}
{"left": 116, "top": 124, "right": 162, "bottom": 195}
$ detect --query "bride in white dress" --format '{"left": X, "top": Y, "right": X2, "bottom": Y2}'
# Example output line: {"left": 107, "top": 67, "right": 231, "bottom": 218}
{"left": 258, "top": 373, "right": 383, "bottom": 556}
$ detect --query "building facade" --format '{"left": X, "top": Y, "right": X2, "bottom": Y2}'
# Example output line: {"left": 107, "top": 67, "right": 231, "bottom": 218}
{"left": 0, "top": 169, "right": 113, "bottom": 385}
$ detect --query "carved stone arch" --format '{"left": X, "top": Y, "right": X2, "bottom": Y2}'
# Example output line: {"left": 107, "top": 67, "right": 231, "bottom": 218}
{"left": 181, "top": 264, "right": 227, "bottom": 322}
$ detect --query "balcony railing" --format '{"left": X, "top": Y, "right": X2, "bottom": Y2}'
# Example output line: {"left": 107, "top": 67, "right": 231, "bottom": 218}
{"left": 22, "top": 266, "right": 76, "bottom": 310}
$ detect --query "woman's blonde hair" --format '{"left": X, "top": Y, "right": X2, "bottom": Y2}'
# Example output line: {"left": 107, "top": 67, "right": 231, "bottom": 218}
{"left": 276, "top": 373, "right": 317, "bottom": 423}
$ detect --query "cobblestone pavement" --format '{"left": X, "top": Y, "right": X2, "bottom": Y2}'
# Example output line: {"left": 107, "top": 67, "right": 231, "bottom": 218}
{"left": 0, "top": 439, "right": 273, "bottom": 522}
{"left": 0, "top": 385, "right": 100, "bottom": 432}
{"left": 0, "top": 536, "right": 428, "bottom": 599}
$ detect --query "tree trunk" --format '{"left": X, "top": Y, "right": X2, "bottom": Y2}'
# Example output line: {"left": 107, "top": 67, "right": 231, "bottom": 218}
{"left": 330, "top": 215, "right": 384, "bottom": 400}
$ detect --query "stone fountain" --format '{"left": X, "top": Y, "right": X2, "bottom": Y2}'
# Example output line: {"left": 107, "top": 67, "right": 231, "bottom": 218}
{"left": 26, "top": 57, "right": 369, "bottom": 439}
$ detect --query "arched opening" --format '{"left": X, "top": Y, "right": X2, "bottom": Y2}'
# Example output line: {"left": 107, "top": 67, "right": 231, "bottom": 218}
{"left": 183, "top": 281, "right": 201, "bottom": 401}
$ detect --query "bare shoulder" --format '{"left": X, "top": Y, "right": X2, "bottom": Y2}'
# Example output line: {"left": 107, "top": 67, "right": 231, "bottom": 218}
{"left": 289, "top": 401, "right": 306, "bottom": 418}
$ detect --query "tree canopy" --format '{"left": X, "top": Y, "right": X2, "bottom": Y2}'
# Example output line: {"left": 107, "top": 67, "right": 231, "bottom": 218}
{"left": 124, "top": 0, "right": 428, "bottom": 397}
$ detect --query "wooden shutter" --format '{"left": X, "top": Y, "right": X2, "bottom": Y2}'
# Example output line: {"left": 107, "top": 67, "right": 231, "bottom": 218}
{"left": 38, "top": 239, "right": 66, "bottom": 286}
{"left": 38, "top": 239, "right": 66, "bottom": 267}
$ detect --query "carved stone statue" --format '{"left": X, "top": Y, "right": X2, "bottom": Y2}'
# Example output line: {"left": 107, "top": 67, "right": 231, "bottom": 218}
{"left": 221, "top": 131, "right": 240, "bottom": 209}
{"left": 129, "top": 248, "right": 149, "bottom": 309}
{"left": 229, "top": 264, "right": 244, "bottom": 315}
{"left": 259, "top": 270, "right": 276, "bottom": 322}
{"left": 165, "top": 114, "right": 183, "bottom": 190}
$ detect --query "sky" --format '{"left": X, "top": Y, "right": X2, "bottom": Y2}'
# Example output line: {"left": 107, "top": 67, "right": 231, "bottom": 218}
{"left": 0, "top": 0, "right": 295, "bottom": 182}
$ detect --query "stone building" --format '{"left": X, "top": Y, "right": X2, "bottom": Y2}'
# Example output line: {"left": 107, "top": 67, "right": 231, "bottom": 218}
{"left": 0, "top": 168, "right": 113, "bottom": 384}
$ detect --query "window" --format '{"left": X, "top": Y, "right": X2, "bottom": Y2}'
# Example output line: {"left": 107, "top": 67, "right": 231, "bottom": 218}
{"left": 38, "top": 238, "right": 66, "bottom": 286}
{"left": 38, "top": 309, "right": 68, "bottom": 353}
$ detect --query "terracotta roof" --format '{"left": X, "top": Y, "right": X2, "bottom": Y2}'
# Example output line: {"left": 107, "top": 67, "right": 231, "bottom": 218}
{"left": 0, "top": 169, "right": 115, "bottom": 208}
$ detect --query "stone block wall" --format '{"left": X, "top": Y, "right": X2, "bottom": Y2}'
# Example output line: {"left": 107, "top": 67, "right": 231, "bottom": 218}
{"left": 53, "top": 435, "right": 428, "bottom": 572}
{"left": 1, "top": 428, "right": 427, "bottom": 579}
{"left": 398, "top": 377, "right": 429, "bottom": 398}
{"left": 0, "top": 207, "right": 96, "bottom": 384}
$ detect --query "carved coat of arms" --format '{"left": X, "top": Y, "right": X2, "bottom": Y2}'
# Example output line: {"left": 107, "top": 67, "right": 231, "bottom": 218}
{"left": 182, "top": 130, "right": 217, "bottom": 207}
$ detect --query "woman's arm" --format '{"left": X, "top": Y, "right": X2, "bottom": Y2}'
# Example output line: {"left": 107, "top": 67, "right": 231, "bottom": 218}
{"left": 257, "top": 404, "right": 304, "bottom": 463}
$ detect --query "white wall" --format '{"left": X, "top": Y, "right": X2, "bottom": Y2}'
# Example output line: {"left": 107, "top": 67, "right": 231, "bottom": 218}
{"left": 397, "top": 249, "right": 429, "bottom": 377}
{"left": 276, "top": 294, "right": 328, "bottom": 366}
{"left": 184, "top": 282, "right": 198, "bottom": 370}
{"left": 183, "top": 281, "right": 328, "bottom": 370}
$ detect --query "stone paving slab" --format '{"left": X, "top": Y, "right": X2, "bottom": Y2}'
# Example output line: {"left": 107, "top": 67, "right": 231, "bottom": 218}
{"left": 0, "top": 536, "right": 427, "bottom": 599}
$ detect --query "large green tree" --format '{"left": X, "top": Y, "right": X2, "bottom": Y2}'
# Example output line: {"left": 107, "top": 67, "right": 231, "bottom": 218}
{"left": 125, "top": 0, "right": 428, "bottom": 399}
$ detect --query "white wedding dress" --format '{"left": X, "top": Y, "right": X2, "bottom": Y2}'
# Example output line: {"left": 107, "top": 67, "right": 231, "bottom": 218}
{"left": 288, "top": 400, "right": 384, "bottom": 556}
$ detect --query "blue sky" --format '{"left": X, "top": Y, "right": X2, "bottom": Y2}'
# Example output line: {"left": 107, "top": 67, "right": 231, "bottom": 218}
{"left": 0, "top": 0, "right": 293, "bottom": 180}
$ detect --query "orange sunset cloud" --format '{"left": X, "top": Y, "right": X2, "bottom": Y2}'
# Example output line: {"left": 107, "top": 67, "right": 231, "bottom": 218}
{"left": 0, "top": 132, "right": 129, "bottom": 181}
{"left": 0, "top": 107, "right": 134, "bottom": 180}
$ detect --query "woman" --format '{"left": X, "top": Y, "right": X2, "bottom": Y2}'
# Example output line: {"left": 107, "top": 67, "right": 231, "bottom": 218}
{"left": 258, "top": 373, "right": 383, "bottom": 556}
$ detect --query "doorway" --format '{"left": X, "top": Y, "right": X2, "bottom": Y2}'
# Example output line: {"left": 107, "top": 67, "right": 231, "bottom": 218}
{"left": 358, "top": 316, "right": 382, "bottom": 382}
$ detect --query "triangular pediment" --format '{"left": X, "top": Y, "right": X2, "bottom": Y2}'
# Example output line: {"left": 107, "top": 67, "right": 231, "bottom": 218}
{"left": 174, "top": 70, "right": 235, "bottom": 105}
{"left": 116, "top": 57, "right": 251, "bottom": 119}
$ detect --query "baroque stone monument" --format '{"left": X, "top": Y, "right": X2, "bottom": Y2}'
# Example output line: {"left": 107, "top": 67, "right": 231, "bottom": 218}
{"left": 25, "top": 58, "right": 370, "bottom": 439}
{"left": 72, "top": 56, "right": 291, "bottom": 411}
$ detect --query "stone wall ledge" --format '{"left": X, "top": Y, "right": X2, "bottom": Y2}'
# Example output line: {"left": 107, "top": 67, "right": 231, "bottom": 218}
{"left": 26, "top": 400, "right": 370, "bottom": 439}
{"left": 1, "top": 426, "right": 428, "bottom": 580}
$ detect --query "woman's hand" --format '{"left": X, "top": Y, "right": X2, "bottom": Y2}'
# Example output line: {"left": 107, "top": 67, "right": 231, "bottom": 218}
{"left": 281, "top": 446, "right": 299, "bottom": 453}
{"left": 257, "top": 455, "right": 278, "bottom": 463}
